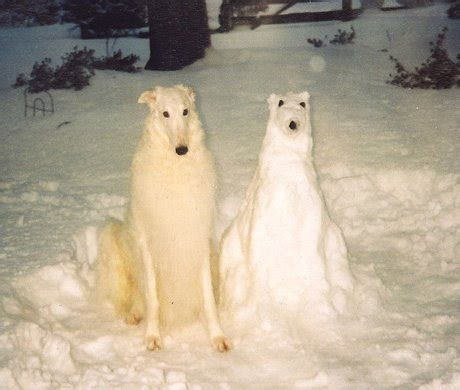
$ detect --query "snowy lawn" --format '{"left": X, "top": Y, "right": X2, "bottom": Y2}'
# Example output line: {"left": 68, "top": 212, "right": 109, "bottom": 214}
{"left": 0, "top": 4, "right": 459, "bottom": 388}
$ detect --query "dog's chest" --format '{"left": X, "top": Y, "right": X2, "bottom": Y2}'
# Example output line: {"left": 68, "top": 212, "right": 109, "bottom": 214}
{"left": 131, "top": 151, "right": 215, "bottom": 235}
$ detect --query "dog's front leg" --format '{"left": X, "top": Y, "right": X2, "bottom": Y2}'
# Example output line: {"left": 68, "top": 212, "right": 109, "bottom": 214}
{"left": 201, "top": 261, "right": 232, "bottom": 352}
{"left": 139, "top": 237, "right": 161, "bottom": 351}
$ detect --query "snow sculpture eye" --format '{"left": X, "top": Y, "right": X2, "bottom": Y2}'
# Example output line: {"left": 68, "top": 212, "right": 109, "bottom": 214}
{"left": 300, "top": 102, "right": 306, "bottom": 108}
{"left": 163, "top": 111, "right": 170, "bottom": 118}
{"left": 183, "top": 109, "right": 188, "bottom": 116}
{"left": 278, "top": 100, "right": 284, "bottom": 107}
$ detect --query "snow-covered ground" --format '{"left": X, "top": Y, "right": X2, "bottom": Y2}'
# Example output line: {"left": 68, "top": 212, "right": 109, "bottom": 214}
{"left": 0, "top": 3, "right": 459, "bottom": 388}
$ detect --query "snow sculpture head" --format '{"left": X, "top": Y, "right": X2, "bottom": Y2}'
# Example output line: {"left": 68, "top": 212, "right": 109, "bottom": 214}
{"left": 265, "top": 91, "right": 313, "bottom": 158}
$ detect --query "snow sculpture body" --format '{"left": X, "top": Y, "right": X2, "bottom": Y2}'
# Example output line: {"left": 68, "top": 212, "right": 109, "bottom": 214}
{"left": 219, "top": 91, "right": 354, "bottom": 326}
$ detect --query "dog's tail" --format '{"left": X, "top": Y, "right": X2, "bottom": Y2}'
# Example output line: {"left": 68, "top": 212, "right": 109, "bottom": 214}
{"left": 97, "top": 219, "right": 137, "bottom": 318}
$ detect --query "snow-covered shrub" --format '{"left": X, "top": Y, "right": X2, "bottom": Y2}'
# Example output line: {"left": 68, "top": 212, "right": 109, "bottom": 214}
{"left": 0, "top": 0, "right": 60, "bottom": 26}
{"left": 93, "top": 50, "right": 141, "bottom": 73}
{"left": 307, "top": 26, "right": 355, "bottom": 48}
{"left": 13, "top": 58, "right": 56, "bottom": 93}
{"left": 13, "top": 73, "right": 29, "bottom": 88}
{"left": 62, "top": 0, "right": 146, "bottom": 39}
{"left": 62, "top": 0, "right": 145, "bottom": 24}
{"left": 329, "top": 26, "right": 356, "bottom": 45}
{"left": 13, "top": 46, "right": 142, "bottom": 93}
{"left": 52, "top": 47, "right": 96, "bottom": 91}
{"left": 447, "top": 2, "right": 460, "bottom": 19}
{"left": 28, "top": 58, "right": 58, "bottom": 93}
{"left": 307, "top": 38, "right": 325, "bottom": 48}
{"left": 388, "top": 27, "right": 460, "bottom": 89}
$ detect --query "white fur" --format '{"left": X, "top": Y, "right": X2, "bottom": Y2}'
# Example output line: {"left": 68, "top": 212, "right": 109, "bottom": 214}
{"left": 219, "top": 91, "right": 354, "bottom": 327}
{"left": 98, "top": 85, "right": 231, "bottom": 352}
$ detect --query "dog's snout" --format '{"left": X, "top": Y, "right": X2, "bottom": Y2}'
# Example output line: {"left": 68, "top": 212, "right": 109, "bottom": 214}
{"left": 175, "top": 146, "right": 189, "bottom": 156}
{"left": 289, "top": 121, "right": 297, "bottom": 130}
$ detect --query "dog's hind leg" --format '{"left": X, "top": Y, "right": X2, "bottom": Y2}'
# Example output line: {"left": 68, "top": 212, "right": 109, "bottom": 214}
{"left": 125, "top": 284, "right": 144, "bottom": 325}
{"left": 98, "top": 220, "right": 135, "bottom": 319}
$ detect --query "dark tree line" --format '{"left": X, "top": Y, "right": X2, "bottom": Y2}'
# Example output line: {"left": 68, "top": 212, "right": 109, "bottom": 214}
{"left": 5, "top": 0, "right": 212, "bottom": 70}
{"left": 65, "top": 0, "right": 211, "bottom": 70}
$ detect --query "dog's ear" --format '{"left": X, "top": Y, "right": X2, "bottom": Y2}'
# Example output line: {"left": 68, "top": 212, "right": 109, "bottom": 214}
{"left": 138, "top": 89, "right": 156, "bottom": 106}
{"left": 177, "top": 84, "right": 196, "bottom": 103}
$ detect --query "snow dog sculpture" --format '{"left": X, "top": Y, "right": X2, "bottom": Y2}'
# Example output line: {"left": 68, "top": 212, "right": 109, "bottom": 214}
{"left": 219, "top": 91, "right": 354, "bottom": 327}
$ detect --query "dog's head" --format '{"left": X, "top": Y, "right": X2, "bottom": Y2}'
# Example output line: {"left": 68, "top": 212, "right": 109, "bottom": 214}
{"left": 139, "top": 85, "right": 200, "bottom": 156}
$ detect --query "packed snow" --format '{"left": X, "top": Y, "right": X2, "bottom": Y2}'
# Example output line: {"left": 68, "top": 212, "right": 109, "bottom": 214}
{"left": 0, "top": 2, "right": 459, "bottom": 389}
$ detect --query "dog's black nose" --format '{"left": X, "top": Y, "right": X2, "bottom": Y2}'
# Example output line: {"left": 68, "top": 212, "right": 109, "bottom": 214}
{"left": 289, "top": 121, "right": 297, "bottom": 130}
{"left": 175, "top": 146, "right": 188, "bottom": 155}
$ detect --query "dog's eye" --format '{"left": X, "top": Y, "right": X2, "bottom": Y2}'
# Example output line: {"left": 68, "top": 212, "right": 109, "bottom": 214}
{"left": 300, "top": 102, "right": 306, "bottom": 108}
{"left": 278, "top": 100, "right": 284, "bottom": 107}
{"left": 183, "top": 109, "right": 188, "bottom": 116}
{"left": 163, "top": 111, "right": 170, "bottom": 118}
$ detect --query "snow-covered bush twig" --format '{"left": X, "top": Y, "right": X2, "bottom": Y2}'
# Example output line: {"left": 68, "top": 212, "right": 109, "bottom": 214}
{"left": 52, "top": 47, "right": 96, "bottom": 91}
{"left": 93, "top": 50, "right": 141, "bottom": 73}
{"left": 307, "top": 26, "right": 355, "bottom": 48}
{"left": 13, "top": 47, "right": 95, "bottom": 93}
{"left": 307, "top": 38, "right": 325, "bottom": 48}
{"left": 387, "top": 27, "right": 460, "bottom": 89}
{"left": 447, "top": 2, "right": 460, "bottom": 19}
{"left": 13, "top": 46, "right": 141, "bottom": 93}
{"left": 329, "top": 26, "right": 356, "bottom": 45}
{"left": 0, "top": 0, "right": 60, "bottom": 26}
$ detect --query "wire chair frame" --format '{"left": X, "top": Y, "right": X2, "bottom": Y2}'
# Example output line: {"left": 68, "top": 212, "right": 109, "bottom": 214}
{"left": 24, "top": 89, "right": 55, "bottom": 117}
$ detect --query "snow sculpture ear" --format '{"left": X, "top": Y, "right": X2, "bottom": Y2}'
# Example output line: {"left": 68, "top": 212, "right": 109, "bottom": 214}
{"left": 298, "top": 91, "right": 310, "bottom": 103}
{"left": 177, "top": 84, "right": 196, "bottom": 103}
{"left": 138, "top": 89, "right": 156, "bottom": 107}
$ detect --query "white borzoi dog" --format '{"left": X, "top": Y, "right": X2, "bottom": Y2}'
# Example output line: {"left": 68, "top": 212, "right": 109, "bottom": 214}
{"left": 97, "top": 85, "right": 231, "bottom": 352}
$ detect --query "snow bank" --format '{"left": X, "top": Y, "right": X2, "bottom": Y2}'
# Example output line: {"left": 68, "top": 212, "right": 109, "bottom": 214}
{"left": 320, "top": 165, "right": 460, "bottom": 265}
{"left": 2, "top": 159, "right": 458, "bottom": 387}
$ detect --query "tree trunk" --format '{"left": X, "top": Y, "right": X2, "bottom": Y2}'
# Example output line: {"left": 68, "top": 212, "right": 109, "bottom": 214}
{"left": 145, "top": 0, "right": 210, "bottom": 71}
{"left": 342, "top": 0, "right": 354, "bottom": 21}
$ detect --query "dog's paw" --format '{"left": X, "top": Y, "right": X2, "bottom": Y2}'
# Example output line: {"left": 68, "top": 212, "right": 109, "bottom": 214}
{"left": 145, "top": 335, "right": 162, "bottom": 351}
{"left": 125, "top": 312, "right": 142, "bottom": 325}
{"left": 212, "top": 336, "right": 232, "bottom": 352}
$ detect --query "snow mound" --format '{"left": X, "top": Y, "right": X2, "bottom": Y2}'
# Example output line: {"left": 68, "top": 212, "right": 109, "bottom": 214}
{"left": 0, "top": 227, "right": 198, "bottom": 388}
{"left": 320, "top": 165, "right": 460, "bottom": 265}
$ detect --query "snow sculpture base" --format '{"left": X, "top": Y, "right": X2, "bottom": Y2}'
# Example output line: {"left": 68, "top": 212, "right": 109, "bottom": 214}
{"left": 219, "top": 91, "right": 354, "bottom": 328}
